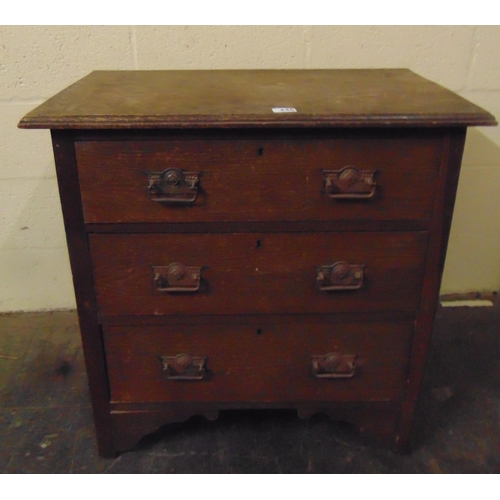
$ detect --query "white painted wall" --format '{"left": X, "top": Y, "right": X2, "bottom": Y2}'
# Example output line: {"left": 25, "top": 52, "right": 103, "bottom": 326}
{"left": 1, "top": 26, "right": 499, "bottom": 311}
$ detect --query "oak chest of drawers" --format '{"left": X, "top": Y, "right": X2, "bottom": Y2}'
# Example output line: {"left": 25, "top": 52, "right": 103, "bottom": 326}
{"left": 19, "top": 69, "right": 496, "bottom": 457}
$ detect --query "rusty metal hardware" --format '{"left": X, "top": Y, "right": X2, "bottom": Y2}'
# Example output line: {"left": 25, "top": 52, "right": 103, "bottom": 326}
{"left": 323, "top": 166, "right": 377, "bottom": 199}
{"left": 311, "top": 352, "right": 357, "bottom": 378}
{"left": 147, "top": 168, "right": 199, "bottom": 203}
{"left": 160, "top": 354, "right": 207, "bottom": 380}
{"left": 153, "top": 263, "right": 202, "bottom": 293}
{"left": 316, "top": 261, "right": 365, "bottom": 291}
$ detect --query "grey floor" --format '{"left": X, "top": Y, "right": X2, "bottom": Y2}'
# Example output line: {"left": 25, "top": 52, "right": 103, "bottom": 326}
{"left": 1, "top": 297, "right": 499, "bottom": 473}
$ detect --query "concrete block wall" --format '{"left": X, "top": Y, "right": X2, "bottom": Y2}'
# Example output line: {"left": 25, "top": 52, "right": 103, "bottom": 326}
{"left": 1, "top": 26, "right": 499, "bottom": 312}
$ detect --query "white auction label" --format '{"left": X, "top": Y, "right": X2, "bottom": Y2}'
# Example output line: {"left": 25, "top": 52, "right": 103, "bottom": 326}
{"left": 272, "top": 107, "right": 297, "bottom": 113}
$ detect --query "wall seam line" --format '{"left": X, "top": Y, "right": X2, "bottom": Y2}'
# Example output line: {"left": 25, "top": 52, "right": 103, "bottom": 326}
{"left": 130, "top": 26, "right": 139, "bottom": 69}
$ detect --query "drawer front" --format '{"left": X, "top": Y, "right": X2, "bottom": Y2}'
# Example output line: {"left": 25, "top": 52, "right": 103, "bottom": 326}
{"left": 90, "top": 232, "right": 428, "bottom": 316}
{"left": 76, "top": 131, "right": 443, "bottom": 223}
{"left": 103, "top": 321, "right": 413, "bottom": 403}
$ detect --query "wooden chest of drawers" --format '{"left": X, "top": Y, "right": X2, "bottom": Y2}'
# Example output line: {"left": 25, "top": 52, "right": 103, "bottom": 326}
{"left": 19, "top": 70, "right": 496, "bottom": 457}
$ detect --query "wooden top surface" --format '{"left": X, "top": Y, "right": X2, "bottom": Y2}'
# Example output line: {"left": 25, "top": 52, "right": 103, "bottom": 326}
{"left": 18, "top": 69, "right": 497, "bottom": 129}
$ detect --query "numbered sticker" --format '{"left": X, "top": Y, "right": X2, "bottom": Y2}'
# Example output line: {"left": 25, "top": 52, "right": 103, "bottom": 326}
{"left": 272, "top": 107, "right": 297, "bottom": 113}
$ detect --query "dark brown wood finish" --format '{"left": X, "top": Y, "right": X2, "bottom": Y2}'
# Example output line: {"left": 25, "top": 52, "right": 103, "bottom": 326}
{"left": 109, "top": 402, "right": 403, "bottom": 453}
{"left": 76, "top": 130, "right": 443, "bottom": 224}
{"left": 89, "top": 232, "right": 428, "bottom": 316}
{"left": 19, "top": 70, "right": 496, "bottom": 456}
{"left": 396, "top": 128, "right": 468, "bottom": 451}
{"left": 99, "top": 310, "right": 417, "bottom": 326}
{"left": 103, "top": 321, "right": 413, "bottom": 403}
{"left": 50, "top": 130, "right": 115, "bottom": 457}
{"left": 85, "top": 220, "right": 430, "bottom": 233}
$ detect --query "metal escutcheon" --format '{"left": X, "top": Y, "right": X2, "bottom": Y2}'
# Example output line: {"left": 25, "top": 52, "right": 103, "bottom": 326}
{"left": 316, "top": 261, "right": 365, "bottom": 291}
{"left": 323, "top": 166, "right": 377, "bottom": 199}
{"left": 153, "top": 263, "right": 203, "bottom": 293}
{"left": 160, "top": 354, "right": 207, "bottom": 380}
{"left": 147, "top": 168, "right": 200, "bottom": 204}
{"left": 311, "top": 352, "right": 357, "bottom": 378}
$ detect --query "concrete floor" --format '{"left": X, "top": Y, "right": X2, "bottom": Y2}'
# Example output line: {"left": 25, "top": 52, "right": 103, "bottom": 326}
{"left": 1, "top": 298, "right": 499, "bottom": 473}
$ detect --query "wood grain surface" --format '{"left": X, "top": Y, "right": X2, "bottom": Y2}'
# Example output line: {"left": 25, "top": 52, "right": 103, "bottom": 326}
{"left": 89, "top": 231, "right": 428, "bottom": 316}
{"left": 103, "top": 321, "right": 413, "bottom": 403}
{"left": 24, "top": 70, "right": 496, "bottom": 455}
{"left": 18, "top": 70, "right": 496, "bottom": 129}
{"left": 77, "top": 128, "right": 444, "bottom": 224}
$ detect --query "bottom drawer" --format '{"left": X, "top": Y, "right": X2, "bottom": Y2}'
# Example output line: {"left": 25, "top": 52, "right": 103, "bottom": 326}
{"left": 103, "top": 321, "right": 413, "bottom": 404}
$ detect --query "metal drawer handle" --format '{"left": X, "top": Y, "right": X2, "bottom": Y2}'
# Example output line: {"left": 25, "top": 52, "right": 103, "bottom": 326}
{"left": 316, "top": 261, "right": 365, "bottom": 291}
{"left": 147, "top": 168, "right": 200, "bottom": 204}
{"left": 153, "top": 263, "right": 203, "bottom": 293}
{"left": 323, "top": 166, "right": 377, "bottom": 199}
{"left": 160, "top": 354, "right": 207, "bottom": 380}
{"left": 311, "top": 352, "right": 357, "bottom": 379}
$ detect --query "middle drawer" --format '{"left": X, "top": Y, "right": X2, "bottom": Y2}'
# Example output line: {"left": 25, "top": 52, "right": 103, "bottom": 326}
{"left": 90, "top": 232, "right": 428, "bottom": 316}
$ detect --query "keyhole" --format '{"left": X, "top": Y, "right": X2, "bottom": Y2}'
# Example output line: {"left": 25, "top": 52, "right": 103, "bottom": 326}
{"left": 256, "top": 328, "right": 263, "bottom": 336}
{"left": 257, "top": 147, "right": 264, "bottom": 156}
{"left": 256, "top": 239, "right": 263, "bottom": 249}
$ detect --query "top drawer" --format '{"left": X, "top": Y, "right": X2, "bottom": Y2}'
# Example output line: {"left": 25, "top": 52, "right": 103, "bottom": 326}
{"left": 76, "top": 130, "right": 444, "bottom": 224}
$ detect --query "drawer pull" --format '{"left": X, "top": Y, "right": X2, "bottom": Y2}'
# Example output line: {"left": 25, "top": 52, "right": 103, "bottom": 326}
{"left": 323, "top": 166, "right": 376, "bottom": 199}
{"left": 311, "top": 352, "right": 357, "bottom": 379}
{"left": 316, "top": 261, "right": 365, "bottom": 291}
{"left": 147, "top": 168, "right": 199, "bottom": 204}
{"left": 160, "top": 354, "right": 207, "bottom": 380}
{"left": 153, "top": 263, "right": 202, "bottom": 293}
